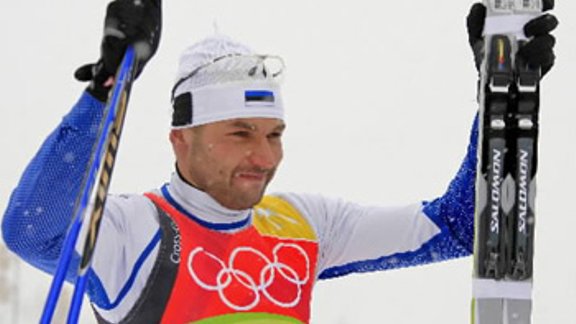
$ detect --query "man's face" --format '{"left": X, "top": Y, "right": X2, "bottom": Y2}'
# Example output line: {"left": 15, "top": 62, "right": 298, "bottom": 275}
{"left": 171, "top": 118, "right": 285, "bottom": 210}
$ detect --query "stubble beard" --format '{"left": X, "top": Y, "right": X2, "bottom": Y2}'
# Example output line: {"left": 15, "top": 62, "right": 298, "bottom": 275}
{"left": 190, "top": 165, "right": 276, "bottom": 211}
{"left": 221, "top": 167, "right": 276, "bottom": 210}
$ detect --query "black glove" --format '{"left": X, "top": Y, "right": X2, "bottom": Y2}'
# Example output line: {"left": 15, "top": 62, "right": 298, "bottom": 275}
{"left": 75, "top": 0, "right": 162, "bottom": 101}
{"left": 466, "top": 0, "right": 558, "bottom": 78}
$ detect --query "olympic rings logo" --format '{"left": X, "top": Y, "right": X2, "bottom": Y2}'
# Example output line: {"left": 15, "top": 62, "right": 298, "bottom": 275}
{"left": 187, "top": 243, "right": 311, "bottom": 311}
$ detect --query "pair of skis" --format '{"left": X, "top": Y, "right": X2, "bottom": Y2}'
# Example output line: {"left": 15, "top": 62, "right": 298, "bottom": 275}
{"left": 40, "top": 47, "right": 138, "bottom": 324}
{"left": 472, "top": 0, "right": 543, "bottom": 323}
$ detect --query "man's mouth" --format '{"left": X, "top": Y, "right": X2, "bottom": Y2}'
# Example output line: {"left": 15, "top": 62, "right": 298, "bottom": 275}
{"left": 235, "top": 171, "right": 267, "bottom": 181}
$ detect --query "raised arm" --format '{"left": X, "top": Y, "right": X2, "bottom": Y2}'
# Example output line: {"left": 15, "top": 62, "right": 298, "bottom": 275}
{"left": 279, "top": 2, "right": 558, "bottom": 280}
{"left": 2, "top": 0, "right": 162, "bottom": 281}
{"left": 276, "top": 116, "right": 477, "bottom": 279}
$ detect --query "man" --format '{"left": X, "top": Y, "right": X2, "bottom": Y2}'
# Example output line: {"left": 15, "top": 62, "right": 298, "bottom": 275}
{"left": 1, "top": 0, "right": 557, "bottom": 323}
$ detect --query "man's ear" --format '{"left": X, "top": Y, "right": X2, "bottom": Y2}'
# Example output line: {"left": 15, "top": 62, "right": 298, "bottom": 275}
{"left": 169, "top": 129, "right": 184, "bottom": 145}
{"left": 169, "top": 129, "right": 188, "bottom": 159}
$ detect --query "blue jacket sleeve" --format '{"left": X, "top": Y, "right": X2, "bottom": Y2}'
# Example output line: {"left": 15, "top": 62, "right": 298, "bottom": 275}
{"left": 422, "top": 114, "right": 478, "bottom": 255}
{"left": 320, "top": 115, "right": 479, "bottom": 280}
{"left": 2, "top": 92, "right": 106, "bottom": 281}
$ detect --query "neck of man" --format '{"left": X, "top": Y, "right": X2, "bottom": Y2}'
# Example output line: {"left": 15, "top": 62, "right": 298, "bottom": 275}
{"left": 175, "top": 163, "right": 203, "bottom": 191}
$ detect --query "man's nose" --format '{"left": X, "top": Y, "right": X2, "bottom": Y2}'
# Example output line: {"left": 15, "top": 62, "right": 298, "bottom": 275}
{"left": 247, "top": 138, "right": 279, "bottom": 169}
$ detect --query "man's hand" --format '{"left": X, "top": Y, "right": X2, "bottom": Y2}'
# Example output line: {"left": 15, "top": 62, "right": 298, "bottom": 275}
{"left": 75, "top": 0, "right": 162, "bottom": 101}
{"left": 466, "top": 0, "right": 558, "bottom": 78}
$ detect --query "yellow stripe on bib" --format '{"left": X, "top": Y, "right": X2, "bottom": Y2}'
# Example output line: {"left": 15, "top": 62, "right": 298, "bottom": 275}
{"left": 252, "top": 196, "right": 317, "bottom": 241}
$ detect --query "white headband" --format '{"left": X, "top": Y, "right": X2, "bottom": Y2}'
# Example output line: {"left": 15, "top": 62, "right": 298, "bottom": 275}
{"left": 171, "top": 79, "right": 284, "bottom": 128}
{"left": 171, "top": 35, "right": 286, "bottom": 128}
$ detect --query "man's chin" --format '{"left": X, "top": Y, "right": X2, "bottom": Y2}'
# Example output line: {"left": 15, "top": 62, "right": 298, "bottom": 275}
{"left": 233, "top": 177, "right": 270, "bottom": 195}
{"left": 238, "top": 191, "right": 267, "bottom": 210}
{"left": 215, "top": 190, "right": 266, "bottom": 211}
{"left": 213, "top": 177, "right": 272, "bottom": 210}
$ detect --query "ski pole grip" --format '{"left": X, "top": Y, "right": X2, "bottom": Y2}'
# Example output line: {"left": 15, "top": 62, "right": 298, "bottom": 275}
{"left": 482, "top": 0, "right": 543, "bottom": 40}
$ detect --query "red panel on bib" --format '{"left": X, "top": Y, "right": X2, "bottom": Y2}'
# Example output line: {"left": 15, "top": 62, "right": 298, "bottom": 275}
{"left": 145, "top": 194, "right": 318, "bottom": 324}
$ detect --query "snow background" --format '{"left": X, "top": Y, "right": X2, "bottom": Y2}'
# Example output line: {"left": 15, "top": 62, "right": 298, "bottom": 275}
{"left": 0, "top": 0, "right": 574, "bottom": 323}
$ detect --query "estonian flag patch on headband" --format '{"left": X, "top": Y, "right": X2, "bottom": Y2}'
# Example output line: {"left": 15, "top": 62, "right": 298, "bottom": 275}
{"left": 245, "top": 90, "right": 275, "bottom": 106}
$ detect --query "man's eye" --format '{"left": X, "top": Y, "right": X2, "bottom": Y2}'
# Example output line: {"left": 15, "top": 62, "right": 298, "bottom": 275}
{"left": 230, "top": 131, "right": 251, "bottom": 138}
{"left": 268, "top": 132, "right": 283, "bottom": 139}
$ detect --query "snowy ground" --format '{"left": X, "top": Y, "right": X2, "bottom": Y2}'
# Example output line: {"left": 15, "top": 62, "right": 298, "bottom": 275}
{"left": 0, "top": 1, "right": 574, "bottom": 323}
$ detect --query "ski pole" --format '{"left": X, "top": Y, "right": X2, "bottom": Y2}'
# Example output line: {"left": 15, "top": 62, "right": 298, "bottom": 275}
{"left": 67, "top": 44, "right": 138, "bottom": 324}
{"left": 40, "top": 45, "right": 138, "bottom": 324}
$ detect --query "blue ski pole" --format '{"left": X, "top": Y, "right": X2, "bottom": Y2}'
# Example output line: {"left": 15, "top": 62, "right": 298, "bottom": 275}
{"left": 40, "top": 45, "right": 138, "bottom": 324}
